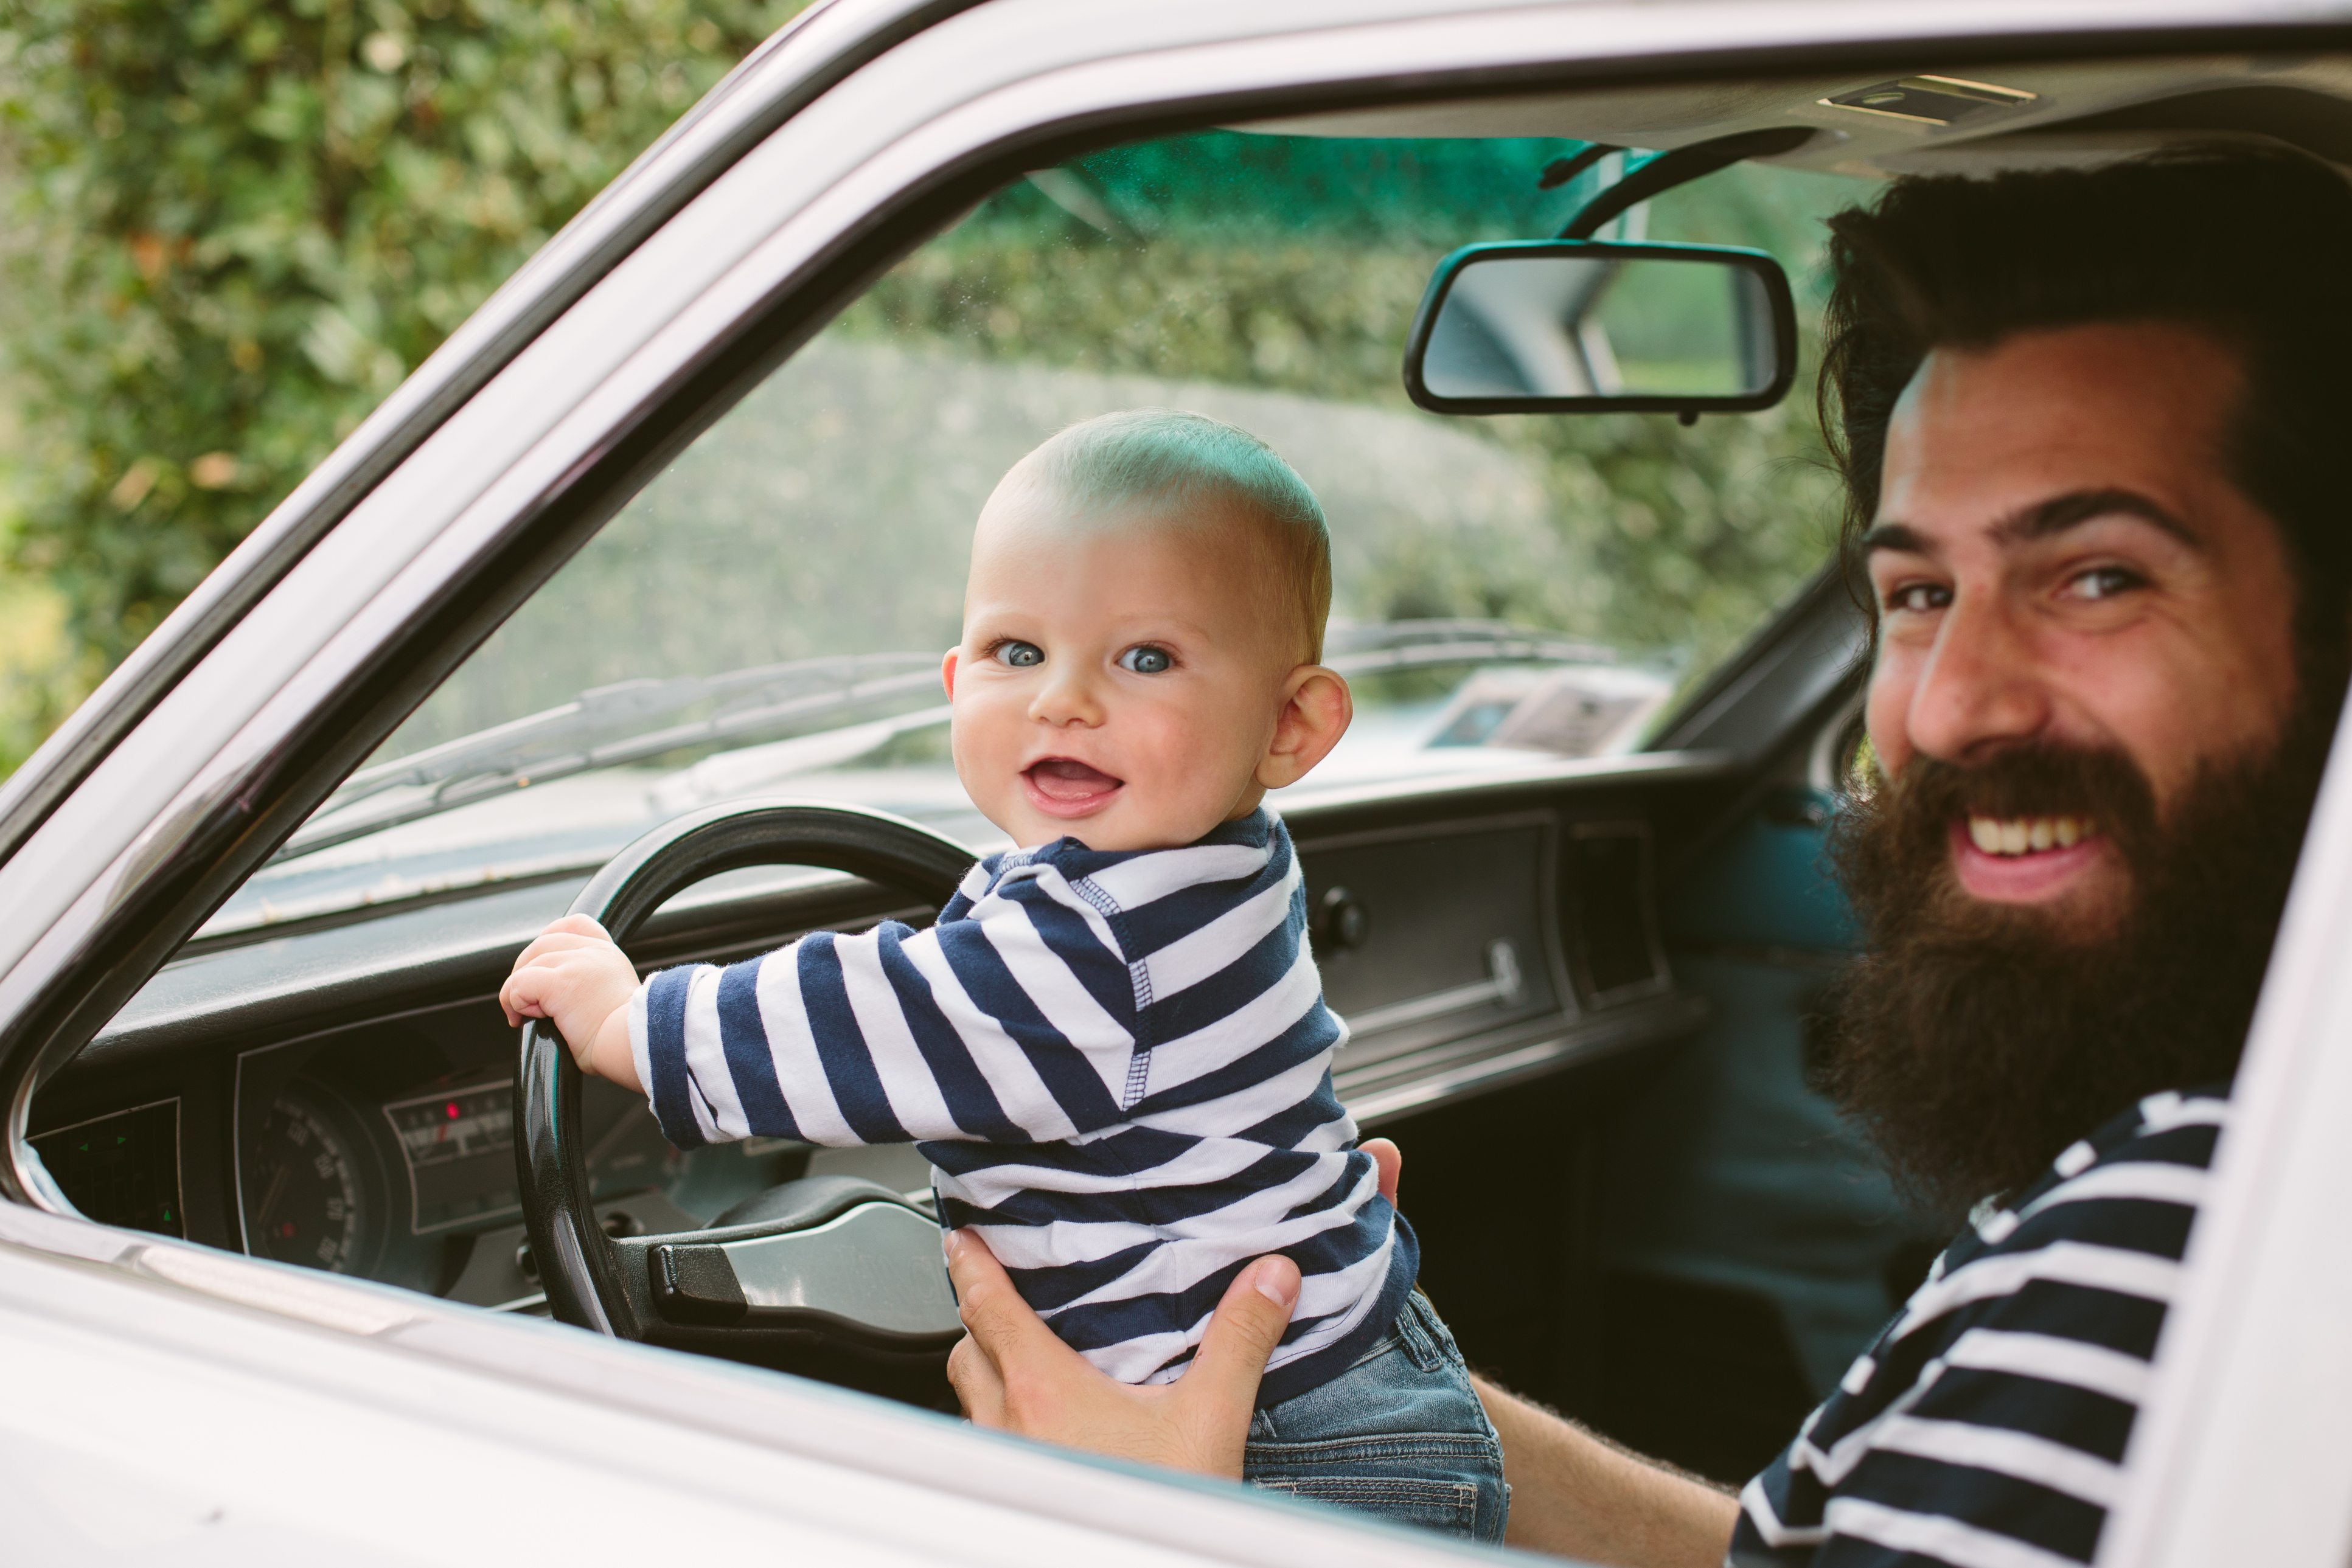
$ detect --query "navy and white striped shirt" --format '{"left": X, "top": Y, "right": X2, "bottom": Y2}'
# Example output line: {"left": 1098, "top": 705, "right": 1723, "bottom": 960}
{"left": 627, "top": 808, "right": 1416, "bottom": 1404}
{"left": 1731, "top": 1086, "right": 2225, "bottom": 1568}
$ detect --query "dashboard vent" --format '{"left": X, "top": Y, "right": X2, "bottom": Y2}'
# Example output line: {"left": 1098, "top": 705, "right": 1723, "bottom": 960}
{"left": 29, "top": 1098, "right": 184, "bottom": 1238}
{"left": 1563, "top": 822, "right": 1669, "bottom": 1004}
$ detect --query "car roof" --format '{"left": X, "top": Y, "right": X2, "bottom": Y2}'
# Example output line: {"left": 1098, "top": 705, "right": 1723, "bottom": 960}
{"left": 1248, "top": 53, "right": 2352, "bottom": 177}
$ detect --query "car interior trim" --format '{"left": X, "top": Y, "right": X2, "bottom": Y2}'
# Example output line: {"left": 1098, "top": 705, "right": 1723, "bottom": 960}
{"left": 1343, "top": 993, "right": 1713, "bottom": 1126}
{"left": 1564, "top": 821, "right": 1677, "bottom": 1005}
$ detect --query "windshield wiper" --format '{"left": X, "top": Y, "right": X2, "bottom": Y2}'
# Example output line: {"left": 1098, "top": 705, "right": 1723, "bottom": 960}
{"left": 273, "top": 652, "right": 945, "bottom": 864}
{"left": 273, "top": 624, "right": 1627, "bottom": 867}
{"left": 1322, "top": 619, "right": 1624, "bottom": 675}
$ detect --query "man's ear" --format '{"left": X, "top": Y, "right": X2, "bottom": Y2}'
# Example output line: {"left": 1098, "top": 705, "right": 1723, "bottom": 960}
{"left": 941, "top": 647, "right": 960, "bottom": 698}
{"left": 1256, "top": 667, "right": 1352, "bottom": 791}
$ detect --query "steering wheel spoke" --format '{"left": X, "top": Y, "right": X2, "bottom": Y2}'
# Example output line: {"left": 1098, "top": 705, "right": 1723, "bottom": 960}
{"left": 513, "top": 800, "right": 975, "bottom": 1382}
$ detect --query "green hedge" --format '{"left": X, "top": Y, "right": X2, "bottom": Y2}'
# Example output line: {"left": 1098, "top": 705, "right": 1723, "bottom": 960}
{"left": 0, "top": 9, "right": 1849, "bottom": 776}
{"left": 0, "top": 0, "right": 807, "bottom": 767}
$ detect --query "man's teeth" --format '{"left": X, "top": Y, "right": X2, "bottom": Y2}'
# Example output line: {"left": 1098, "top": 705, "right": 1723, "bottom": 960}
{"left": 1967, "top": 816, "right": 2093, "bottom": 856}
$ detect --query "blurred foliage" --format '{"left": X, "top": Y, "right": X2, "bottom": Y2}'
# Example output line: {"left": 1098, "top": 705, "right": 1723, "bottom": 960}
{"left": 410, "top": 131, "right": 1859, "bottom": 761}
{"left": 843, "top": 132, "right": 1855, "bottom": 678}
{"left": 0, "top": 32, "right": 1862, "bottom": 780}
{"left": 0, "top": 0, "right": 809, "bottom": 771}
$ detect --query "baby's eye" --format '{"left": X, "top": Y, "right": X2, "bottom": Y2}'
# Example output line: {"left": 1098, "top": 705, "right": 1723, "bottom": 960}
{"left": 994, "top": 640, "right": 1044, "bottom": 668}
{"left": 1118, "top": 645, "right": 1174, "bottom": 675}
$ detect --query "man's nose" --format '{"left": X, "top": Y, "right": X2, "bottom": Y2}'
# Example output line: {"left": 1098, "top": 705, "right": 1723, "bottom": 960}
{"left": 1028, "top": 663, "right": 1105, "bottom": 727}
{"left": 1904, "top": 594, "right": 2055, "bottom": 763}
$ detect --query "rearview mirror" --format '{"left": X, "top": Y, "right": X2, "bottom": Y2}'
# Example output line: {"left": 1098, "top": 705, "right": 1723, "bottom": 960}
{"left": 1404, "top": 241, "right": 1797, "bottom": 416}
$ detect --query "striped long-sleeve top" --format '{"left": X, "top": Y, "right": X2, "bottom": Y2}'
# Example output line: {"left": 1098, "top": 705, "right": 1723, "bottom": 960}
{"left": 627, "top": 807, "right": 1416, "bottom": 1404}
{"left": 1730, "top": 1086, "right": 2225, "bottom": 1567}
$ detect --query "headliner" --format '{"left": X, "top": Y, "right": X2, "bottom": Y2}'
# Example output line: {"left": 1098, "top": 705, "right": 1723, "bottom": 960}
{"left": 1240, "top": 53, "right": 2352, "bottom": 179}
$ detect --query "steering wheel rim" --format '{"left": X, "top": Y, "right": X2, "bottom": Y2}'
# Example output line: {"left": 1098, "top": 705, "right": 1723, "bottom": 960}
{"left": 514, "top": 799, "right": 976, "bottom": 1339}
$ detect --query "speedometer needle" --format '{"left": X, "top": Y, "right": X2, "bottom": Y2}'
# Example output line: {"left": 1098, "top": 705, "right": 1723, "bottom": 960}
{"left": 255, "top": 1162, "right": 291, "bottom": 1235}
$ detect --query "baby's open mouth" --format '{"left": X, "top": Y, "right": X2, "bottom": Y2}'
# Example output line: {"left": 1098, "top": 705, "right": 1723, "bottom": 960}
{"left": 1963, "top": 814, "right": 2099, "bottom": 857}
{"left": 1025, "top": 757, "right": 1124, "bottom": 805}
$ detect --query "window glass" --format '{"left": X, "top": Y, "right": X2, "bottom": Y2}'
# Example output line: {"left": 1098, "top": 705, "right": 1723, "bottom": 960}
{"left": 215, "top": 131, "right": 1855, "bottom": 935}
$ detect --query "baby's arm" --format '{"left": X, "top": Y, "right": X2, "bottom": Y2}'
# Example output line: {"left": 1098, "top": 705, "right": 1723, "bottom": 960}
{"left": 637, "top": 878, "right": 1143, "bottom": 1150}
{"left": 499, "top": 915, "right": 643, "bottom": 1092}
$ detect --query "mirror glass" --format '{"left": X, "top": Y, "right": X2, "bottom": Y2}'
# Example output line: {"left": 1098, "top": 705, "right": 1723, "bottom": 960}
{"left": 1419, "top": 250, "right": 1780, "bottom": 402}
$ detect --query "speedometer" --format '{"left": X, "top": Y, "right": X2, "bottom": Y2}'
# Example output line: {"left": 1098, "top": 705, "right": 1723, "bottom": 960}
{"left": 245, "top": 1088, "right": 380, "bottom": 1274}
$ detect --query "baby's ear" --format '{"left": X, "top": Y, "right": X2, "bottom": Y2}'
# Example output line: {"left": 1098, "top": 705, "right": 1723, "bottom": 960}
{"left": 1256, "top": 666, "right": 1352, "bottom": 790}
{"left": 941, "top": 647, "right": 961, "bottom": 698}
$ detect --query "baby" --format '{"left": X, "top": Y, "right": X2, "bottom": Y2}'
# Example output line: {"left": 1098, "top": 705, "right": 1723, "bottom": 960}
{"left": 501, "top": 409, "right": 1507, "bottom": 1540}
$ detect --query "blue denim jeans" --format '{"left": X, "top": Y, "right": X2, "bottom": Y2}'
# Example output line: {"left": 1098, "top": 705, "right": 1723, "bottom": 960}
{"left": 1242, "top": 1291, "right": 1509, "bottom": 1542}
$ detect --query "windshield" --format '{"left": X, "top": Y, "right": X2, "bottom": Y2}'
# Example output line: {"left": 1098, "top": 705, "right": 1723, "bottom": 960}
{"left": 211, "top": 130, "right": 1851, "bottom": 939}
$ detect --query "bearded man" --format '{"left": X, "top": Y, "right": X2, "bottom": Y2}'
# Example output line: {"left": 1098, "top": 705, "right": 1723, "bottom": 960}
{"left": 937, "top": 145, "right": 2352, "bottom": 1568}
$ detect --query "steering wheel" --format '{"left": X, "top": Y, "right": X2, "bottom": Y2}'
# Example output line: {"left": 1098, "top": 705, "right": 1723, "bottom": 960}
{"left": 514, "top": 799, "right": 977, "bottom": 1390}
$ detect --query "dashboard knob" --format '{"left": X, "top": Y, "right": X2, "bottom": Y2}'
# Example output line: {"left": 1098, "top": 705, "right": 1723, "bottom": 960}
{"left": 1320, "top": 886, "right": 1371, "bottom": 951}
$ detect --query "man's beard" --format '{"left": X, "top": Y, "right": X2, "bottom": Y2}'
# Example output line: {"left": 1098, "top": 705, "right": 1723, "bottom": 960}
{"left": 1821, "top": 686, "right": 2340, "bottom": 1223}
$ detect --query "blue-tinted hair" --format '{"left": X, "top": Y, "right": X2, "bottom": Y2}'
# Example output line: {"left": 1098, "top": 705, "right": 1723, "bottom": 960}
{"left": 1017, "top": 408, "right": 1332, "bottom": 660}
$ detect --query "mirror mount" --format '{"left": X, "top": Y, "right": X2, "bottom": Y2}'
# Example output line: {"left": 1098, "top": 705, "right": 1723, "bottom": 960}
{"left": 1554, "top": 127, "right": 1817, "bottom": 240}
{"left": 1537, "top": 142, "right": 1621, "bottom": 192}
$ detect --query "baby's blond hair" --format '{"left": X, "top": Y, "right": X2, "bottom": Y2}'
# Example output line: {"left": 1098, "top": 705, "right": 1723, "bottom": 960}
{"left": 1005, "top": 409, "right": 1332, "bottom": 663}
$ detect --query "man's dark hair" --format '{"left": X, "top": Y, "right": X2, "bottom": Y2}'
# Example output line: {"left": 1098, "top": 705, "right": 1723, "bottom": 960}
{"left": 1814, "top": 147, "right": 2352, "bottom": 1214}
{"left": 1821, "top": 146, "right": 2352, "bottom": 657}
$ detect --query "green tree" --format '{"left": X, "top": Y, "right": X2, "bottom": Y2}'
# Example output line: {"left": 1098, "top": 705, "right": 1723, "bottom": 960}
{"left": 0, "top": 0, "right": 808, "bottom": 768}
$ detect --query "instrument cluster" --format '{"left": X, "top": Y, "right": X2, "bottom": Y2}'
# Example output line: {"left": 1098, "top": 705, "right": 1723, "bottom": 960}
{"left": 235, "top": 1005, "right": 798, "bottom": 1308}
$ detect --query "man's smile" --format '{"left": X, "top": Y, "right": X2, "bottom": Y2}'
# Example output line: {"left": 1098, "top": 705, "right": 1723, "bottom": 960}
{"left": 1022, "top": 757, "right": 1126, "bottom": 817}
{"left": 1949, "top": 814, "right": 2108, "bottom": 902}
{"left": 1965, "top": 814, "right": 2096, "bottom": 855}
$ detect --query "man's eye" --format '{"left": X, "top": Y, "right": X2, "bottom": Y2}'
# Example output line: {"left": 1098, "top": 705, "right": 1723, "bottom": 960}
{"left": 2068, "top": 566, "right": 2144, "bottom": 602}
{"left": 994, "top": 640, "right": 1043, "bottom": 668}
{"left": 1883, "top": 583, "right": 1950, "bottom": 614}
{"left": 1118, "top": 645, "right": 1173, "bottom": 675}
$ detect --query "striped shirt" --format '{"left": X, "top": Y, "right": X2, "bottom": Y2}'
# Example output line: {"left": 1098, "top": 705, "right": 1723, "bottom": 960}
{"left": 628, "top": 808, "right": 1415, "bottom": 1404}
{"left": 1730, "top": 1086, "right": 2225, "bottom": 1568}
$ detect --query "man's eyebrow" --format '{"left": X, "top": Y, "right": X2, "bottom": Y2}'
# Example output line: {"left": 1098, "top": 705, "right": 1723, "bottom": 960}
{"left": 1994, "top": 488, "right": 2203, "bottom": 550}
{"left": 1859, "top": 522, "right": 1927, "bottom": 556}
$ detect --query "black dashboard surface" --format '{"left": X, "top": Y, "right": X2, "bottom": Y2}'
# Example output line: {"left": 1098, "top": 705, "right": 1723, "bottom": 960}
{"left": 33, "top": 756, "right": 1732, "bottom": 1308}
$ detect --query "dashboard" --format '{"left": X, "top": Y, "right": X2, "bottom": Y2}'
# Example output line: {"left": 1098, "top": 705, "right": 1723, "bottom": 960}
{"left": 27, "top": 759, "right": 1728, "bottom": 1313}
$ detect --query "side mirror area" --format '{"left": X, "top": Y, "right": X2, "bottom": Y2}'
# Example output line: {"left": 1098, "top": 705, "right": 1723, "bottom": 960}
{"left": 1403, "top": 240, "right": 1797, "bottom": 417}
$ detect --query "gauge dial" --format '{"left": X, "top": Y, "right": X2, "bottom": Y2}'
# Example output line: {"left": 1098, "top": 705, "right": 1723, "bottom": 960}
{"left": 246, "top": 1089, "right": 377, "bottom": 1274}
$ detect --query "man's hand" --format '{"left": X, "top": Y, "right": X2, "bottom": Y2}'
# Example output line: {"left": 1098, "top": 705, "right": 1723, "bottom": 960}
{"left": 941, "top": 1138, "right": 1398, "bottom": 1471}
{"left": 500, "top": 915, "right": 642, "bottom": 1091}
{"left": 941, "top": 1137, "right": 1397, "bottom": 1475}
{"left": 1363, "top": 1136, "right": 1400, "bottom": 1205}
{"left": 945, "top": 1228, "right": 1299, "bottom": 1479}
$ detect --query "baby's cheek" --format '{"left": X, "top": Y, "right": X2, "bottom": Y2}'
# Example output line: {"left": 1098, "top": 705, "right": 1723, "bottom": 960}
{"left": 1176, "top": 702, "right": 1268, "bottom": 782}
{"left": 945, "top": 712, "right": 999, "bottom": 797}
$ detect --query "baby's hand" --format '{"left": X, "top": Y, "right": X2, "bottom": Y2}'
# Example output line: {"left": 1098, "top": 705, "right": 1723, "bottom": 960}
{"left": 500, "top": 915, "right": 642, "bottom": 1092}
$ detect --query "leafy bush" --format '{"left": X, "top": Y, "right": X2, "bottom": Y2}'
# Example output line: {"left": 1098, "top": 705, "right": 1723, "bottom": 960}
{"left": 0, "top": 0, "right": 809, "bottom": 769}
{"left": 0, "top": 29, "right": 1854, "bottom": 776}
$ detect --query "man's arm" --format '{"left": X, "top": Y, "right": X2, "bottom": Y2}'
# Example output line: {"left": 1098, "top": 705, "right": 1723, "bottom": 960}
{"left": 1472, "top": 1375, "right": 1739, "bottom": 1566}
